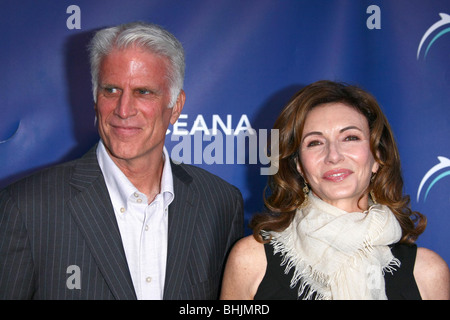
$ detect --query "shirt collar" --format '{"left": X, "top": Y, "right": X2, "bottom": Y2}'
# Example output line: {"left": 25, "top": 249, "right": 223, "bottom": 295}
{"left": 96, "top": 140, "right": 174, "bottom": 210}
{"left": 160, "top": 146, "right": 174, "bottom": 206}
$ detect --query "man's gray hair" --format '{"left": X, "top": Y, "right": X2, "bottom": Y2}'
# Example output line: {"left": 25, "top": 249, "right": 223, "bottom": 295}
{"left": 88, "top": 22, "right": 185, "bottom": 108}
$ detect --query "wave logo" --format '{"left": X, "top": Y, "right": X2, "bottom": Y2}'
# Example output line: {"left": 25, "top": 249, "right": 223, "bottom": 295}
{"left": 0, "top": 120, "right": 21, "bottom": 144}
{"left": 417, "top": 157, "right": 450, "bottom": 202}
{"left": 417, "top": 13, "right": 450, "bottom": 60}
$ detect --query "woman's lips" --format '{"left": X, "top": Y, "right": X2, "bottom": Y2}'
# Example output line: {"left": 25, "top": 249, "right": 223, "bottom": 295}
{"left": 322, "top": 169, "right": 353, "bottom": 182}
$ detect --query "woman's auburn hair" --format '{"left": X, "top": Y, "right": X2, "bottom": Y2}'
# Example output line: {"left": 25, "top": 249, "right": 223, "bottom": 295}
{"left": 250, "top": 80, "right": 426, "bottom": 244}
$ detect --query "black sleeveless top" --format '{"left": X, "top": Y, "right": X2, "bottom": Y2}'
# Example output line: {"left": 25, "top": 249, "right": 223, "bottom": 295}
{"left": 254, "top": 242, "right": 421, "bottom": 300}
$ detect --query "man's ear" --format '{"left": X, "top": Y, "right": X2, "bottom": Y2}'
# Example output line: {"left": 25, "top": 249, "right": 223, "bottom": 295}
{"left": 170, "top": 90, "right": 185, "bottom": 125}
{"left": 94, "top": 103, "right": 98, "bottom": 125}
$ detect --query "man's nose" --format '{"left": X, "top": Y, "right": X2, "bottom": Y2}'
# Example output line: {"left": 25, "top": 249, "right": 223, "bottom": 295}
{"left": 114, "top": 90, "right": 137, "bottom": 119}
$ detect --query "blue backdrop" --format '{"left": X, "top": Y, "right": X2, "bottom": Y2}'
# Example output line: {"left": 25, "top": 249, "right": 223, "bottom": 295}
{"left": 1, "top": 0, "right": 449, "bottom": 264}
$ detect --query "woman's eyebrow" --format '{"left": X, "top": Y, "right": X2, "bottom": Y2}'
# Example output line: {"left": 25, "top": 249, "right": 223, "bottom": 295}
{"left": 301, "top": 126, "right": 363, "bottom": 142}
{"left": 340, "top": 125, "right": 363, "bottom": 133}
{"left": 301, "top": 131, "right": 322, "bottom": 143}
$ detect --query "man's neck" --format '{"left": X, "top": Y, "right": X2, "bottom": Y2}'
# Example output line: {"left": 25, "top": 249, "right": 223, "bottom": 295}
{"left": 110, "top": 151, "right": 165, "bottom": 203}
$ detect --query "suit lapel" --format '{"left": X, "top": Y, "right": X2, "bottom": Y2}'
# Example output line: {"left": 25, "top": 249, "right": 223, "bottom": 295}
{"left": 68, "top": 146, "right": 136, "bottom": 300}
{"left": 163, "top": 162, "right": 200, "bottom": 299}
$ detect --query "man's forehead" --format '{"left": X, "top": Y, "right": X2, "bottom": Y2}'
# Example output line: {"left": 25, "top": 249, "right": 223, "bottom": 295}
{"left": 99, "top": 48, "right": 170, "bottom": 85}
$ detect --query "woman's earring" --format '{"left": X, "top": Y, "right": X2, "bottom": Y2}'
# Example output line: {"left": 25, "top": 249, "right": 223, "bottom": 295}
{"left": 300, "top": 180, "right": 310, "bottom": 208}
{"left": 303, "top": 182, "right": 309, "bottom": 196}
{"left": 370, "top": 189, "right": 377, "bottom": 205}
{"left": 370, "top": 173, "right": 377, "bottom": 204}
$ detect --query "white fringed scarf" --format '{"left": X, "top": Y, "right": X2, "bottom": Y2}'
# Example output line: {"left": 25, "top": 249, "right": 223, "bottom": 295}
{"left": 266, "top": 192, "right": 402, "bottom": 300}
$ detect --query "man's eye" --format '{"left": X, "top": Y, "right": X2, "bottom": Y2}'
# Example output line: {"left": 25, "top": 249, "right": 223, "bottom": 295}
{"left": 102, "top": 87, "right": 119, "bottom": 95}
{"left": 137, "top": 89, "right": 151, "bottom": 95}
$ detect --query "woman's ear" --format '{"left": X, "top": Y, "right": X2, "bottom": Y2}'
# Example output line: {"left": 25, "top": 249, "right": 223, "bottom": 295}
{"left": 296, "top": 161, "right": 302, "bottom": 176}
{"left": 372, "top": 150, "right": 381, "bottom": 174}
{"left": 295, "top": 156, "right": 306, "bottom": 180}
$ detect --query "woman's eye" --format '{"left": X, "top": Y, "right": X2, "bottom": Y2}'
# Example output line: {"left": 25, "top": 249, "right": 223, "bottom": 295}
{"left": 306, "top": 140, "right": 322, "bottom": 147}
{"left": 344, "top": 135, "right": 360, "bottom": 141}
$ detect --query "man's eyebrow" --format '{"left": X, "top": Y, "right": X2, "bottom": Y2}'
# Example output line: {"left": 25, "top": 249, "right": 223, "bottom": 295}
{"left": 99, "top": 83, "right": 119, "bottom": 89}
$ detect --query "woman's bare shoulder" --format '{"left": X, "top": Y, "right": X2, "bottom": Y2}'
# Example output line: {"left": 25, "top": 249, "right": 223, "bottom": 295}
{"left": 220, "top": 235, "right": 267, "bottom": 300}
{"left": 414, "top": 247, "right": 450, "bottom": 300}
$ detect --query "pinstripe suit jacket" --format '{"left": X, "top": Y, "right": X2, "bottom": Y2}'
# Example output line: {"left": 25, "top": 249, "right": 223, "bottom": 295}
{"left": 0, "top": 146, "right": 244, "bottom": 300}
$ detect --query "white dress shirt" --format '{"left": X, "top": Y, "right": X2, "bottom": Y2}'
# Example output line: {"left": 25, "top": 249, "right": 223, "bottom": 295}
{"left": 96, "top": 140, "right": 174, "bottom": 300}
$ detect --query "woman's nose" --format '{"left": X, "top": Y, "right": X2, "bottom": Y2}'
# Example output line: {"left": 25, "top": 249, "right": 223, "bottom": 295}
{"left": 325, "top": 141, "right": 344, "bottom": 164}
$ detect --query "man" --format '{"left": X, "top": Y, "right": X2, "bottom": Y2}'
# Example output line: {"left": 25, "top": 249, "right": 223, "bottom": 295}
{"left": 0, "top": 22, "right": 244, "bottom": 299}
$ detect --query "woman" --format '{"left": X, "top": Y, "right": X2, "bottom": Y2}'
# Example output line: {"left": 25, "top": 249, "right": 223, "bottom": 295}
{"left": 221, "top": 80, "right": 450, "bottom": 300}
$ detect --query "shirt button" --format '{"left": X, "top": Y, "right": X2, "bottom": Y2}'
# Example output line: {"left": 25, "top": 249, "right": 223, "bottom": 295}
{"left": 137, "top": 198, "right": 142, "bottom": 203}
{"left": 120, "top": 207, "right": 126, "bottom": 213}
{"left": 145, "top": 225, "right": 149, "bottom": 231}
{"left": 146, "top": 277, "right": 152, "bottom": 283}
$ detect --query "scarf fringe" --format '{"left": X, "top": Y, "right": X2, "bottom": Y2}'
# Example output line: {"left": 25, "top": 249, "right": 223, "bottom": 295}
{"left": 263, "top": 194, "right": 402, "bottom": 300}
{"left": 268, "top": 230, "right": 332, "bottom": 300}
{"left": 270, "top": 232, "right": 401, "bottom": 300}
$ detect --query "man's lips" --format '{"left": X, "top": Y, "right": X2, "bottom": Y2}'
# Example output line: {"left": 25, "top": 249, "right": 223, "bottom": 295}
{"left": 322, "top": 169, "right": 353, "bottom": 182}
{"left": 110, "top": 124, "right": 142, "bottom": 136}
